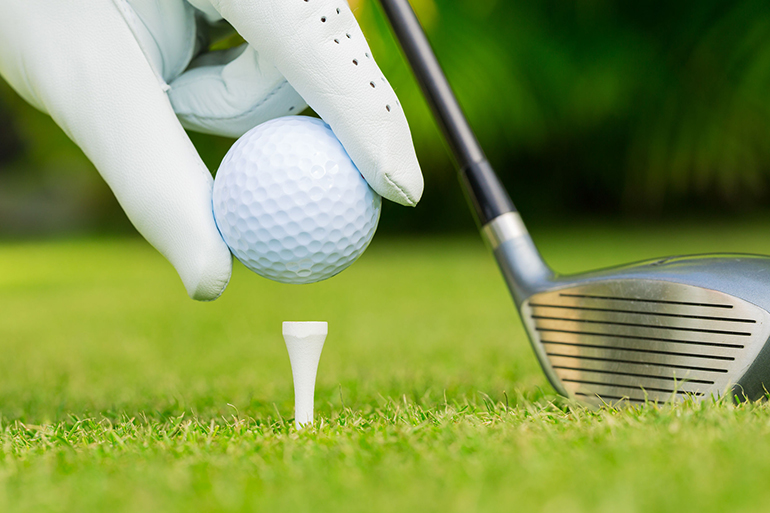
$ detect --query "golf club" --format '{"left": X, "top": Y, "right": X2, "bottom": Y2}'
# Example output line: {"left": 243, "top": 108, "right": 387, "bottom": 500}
{"left": 379, "top": 0, "right": 770, "bottom": 405}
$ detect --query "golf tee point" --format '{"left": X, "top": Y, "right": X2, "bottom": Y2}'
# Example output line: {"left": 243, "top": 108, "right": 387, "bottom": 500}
{"left": 282, "top": 321, "right": 328, "bottom": 428}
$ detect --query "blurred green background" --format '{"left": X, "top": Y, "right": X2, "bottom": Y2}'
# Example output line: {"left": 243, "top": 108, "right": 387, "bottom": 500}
{"left": 4, "top": 5, "right": 770, "bottom": 509}
{"left": 2, "top": 0, "right": 770, "bottom": 236}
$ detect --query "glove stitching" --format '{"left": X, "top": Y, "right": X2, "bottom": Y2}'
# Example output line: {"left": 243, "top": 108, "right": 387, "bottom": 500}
{"left": 174, "top": 79, "right": 296, "bottom": 121}
{"left": 169, "top": 2, "right": 198, "bottom": 81}
{"left": 112, "top": 0, "right": 197, "bottom": 85}
{"left": 383, "top": 174, "right": 416, "bottom": 206}
{"left": 198, "top": 267, "right": 232, "bottom": 302}
{"left": 16, "top": 58, "right": 45, "bottom": 113}
{"left": 112, "top": 0, "right": 167, "bottom": 86}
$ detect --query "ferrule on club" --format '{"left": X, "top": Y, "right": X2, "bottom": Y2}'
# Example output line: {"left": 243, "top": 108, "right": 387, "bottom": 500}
{"left": 481, "top": 212, "right": 528, "bottom": 249}
{"left": 481, "top": 212, "right": 553, "bottom": 305}
{"left": 282, "top": 321, "right": 328, "bottom": 428}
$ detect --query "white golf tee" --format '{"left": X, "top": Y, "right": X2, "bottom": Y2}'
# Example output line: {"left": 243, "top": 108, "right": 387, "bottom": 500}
{"left": 282, "top": 321, "right": 328, "bottom": 428}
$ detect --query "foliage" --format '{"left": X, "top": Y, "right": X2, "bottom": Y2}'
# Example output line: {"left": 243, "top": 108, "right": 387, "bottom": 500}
{"left": 2, "top": 0, "right": 770, "bottom": 234}
{"left": 357, "top": 0, "right": 770, "bottom": 212}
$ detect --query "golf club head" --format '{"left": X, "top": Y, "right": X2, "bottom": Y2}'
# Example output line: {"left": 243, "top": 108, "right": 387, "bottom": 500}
{"left": 487, "top": 214, "right": 770, "bottom": 406}
{"left": 378, "top": 0, "right": 770, "bottom": 407}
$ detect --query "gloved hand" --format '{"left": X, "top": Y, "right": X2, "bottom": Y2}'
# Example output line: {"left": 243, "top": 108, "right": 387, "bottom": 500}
{"left": 0, "top": 0, "right": 424, "bottom": 300}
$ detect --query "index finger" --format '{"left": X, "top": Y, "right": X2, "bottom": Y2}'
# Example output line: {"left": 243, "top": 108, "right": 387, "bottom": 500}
{"left": 206, "top": 0, "right": 424, "bottom": 206}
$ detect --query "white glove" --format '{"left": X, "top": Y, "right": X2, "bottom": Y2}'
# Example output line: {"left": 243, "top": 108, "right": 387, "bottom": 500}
{"left": 0, "top": 0, "right": 424, "bottom": 301}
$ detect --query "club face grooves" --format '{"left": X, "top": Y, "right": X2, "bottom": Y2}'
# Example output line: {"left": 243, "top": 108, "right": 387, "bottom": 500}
{"left": 528, "top": 302, "right": 756, "bottom": 324}
{"left": 557, "top": 293, "right": 736, "bottom": 309}
{"left": 550, "top": 365, "right": 716, "bottom": 385}
{"left": 520, "top": 279, "right": 770, "bottom": 406}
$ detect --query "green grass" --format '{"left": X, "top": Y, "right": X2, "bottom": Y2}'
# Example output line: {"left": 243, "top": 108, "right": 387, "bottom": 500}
{"left": 4, "top": 219, "right": 770, "bottom": 512}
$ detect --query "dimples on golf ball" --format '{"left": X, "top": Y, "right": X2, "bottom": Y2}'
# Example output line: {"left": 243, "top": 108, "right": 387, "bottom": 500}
{"left": 213, "top": 116, "right": 382, "bottom": 284}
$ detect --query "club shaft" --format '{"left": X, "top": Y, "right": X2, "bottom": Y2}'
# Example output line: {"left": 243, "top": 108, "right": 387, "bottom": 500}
{"left": 379, "top": 0, "right": 516, "bottom": 225}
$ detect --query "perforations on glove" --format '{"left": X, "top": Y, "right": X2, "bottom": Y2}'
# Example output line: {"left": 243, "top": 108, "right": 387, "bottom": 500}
{"left": 208, "top": 0, "right": 424, "bottom": 206}
{"left": 323, "top": 5, "right": 399, "bottom": 117}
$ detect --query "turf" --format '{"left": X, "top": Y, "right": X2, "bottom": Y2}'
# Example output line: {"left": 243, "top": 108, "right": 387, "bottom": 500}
{"left": 3, "top": 219, "right": 770, "bottom": 512}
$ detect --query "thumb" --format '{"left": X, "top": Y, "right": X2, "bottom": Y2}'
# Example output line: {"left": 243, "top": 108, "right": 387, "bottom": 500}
{"left": 168, "top": 44, "right": 307, "bottom": 138}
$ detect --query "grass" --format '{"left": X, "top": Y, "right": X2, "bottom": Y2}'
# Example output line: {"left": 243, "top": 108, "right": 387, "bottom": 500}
{"left": 4, "top": 219, "right": 770, "bottom": 511}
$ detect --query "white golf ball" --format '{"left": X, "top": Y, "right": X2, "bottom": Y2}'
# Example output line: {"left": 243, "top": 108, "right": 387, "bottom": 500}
{"left": 213, "top": 116, "right": 382, "bottom": 284}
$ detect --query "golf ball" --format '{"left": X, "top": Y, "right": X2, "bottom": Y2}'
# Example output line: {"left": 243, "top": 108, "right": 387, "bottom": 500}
{"left": 212, "top": 116, "right": 382, "bottom": 284}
